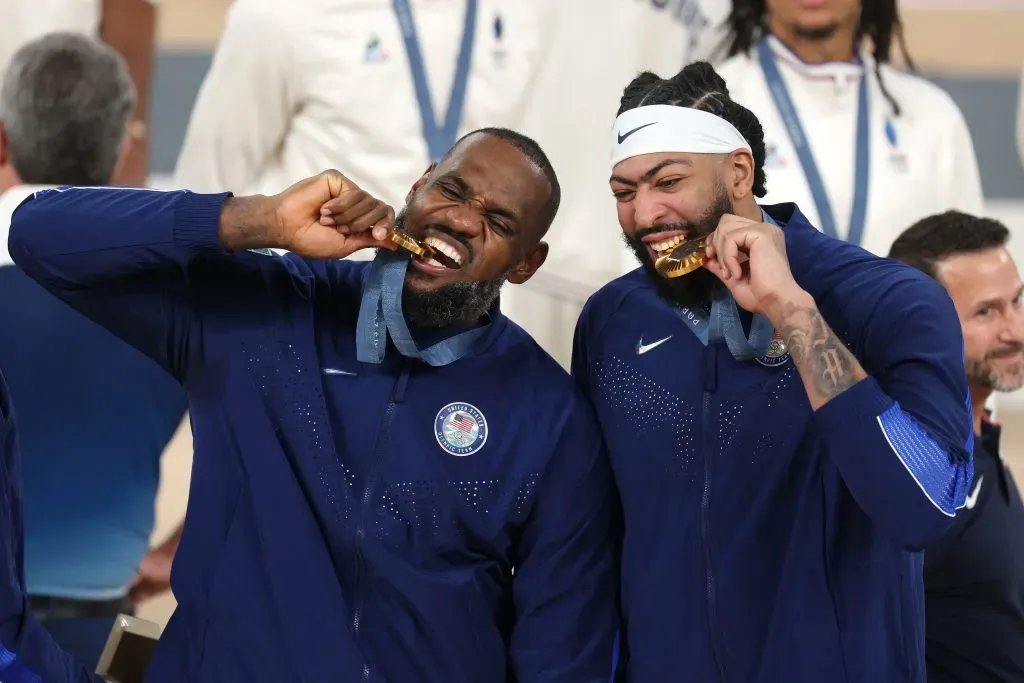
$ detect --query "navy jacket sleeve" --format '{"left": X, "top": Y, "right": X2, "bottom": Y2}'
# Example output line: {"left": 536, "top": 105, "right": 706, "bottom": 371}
{"left": 7, "top": 186, "right": 233, "bottom": 382}
{"left": 0, "top": 373, "right": 101, "bottom": 683}
{"left": 509, "top": 392, "right": 619, "bottom": 683}
{"left": 812, "top": 274, "right": 974, "bottom": 549}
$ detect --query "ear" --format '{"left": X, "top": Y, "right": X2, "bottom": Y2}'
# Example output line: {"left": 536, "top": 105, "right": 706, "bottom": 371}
{"left": 507, "top": 241, "right": 549, "bottom": 285}
{"left": 725, "top": 149, "right": 755, "bottom": 200}
{"left": 407, "top": 163, "right": 436, "bottom": 204}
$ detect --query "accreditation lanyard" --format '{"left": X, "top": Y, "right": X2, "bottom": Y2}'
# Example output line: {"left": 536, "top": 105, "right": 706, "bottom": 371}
{"left": 393, "top": 0, "right": 478, "bottom": 162}
{"left": 756, "top": 37, "right": 871, "bottom": 246}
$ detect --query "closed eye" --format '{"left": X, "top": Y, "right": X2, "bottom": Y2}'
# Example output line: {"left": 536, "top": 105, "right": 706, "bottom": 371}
{"left": 439, "top": 180, "right": 463, "bottom": 200}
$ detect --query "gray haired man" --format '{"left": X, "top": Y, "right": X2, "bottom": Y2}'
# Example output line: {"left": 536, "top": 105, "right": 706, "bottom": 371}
{"left": 0, "top": 32, "right": 186, "bottom": 669}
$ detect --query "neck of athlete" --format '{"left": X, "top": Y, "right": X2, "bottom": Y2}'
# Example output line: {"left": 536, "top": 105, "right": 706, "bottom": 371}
{"left": 971, "top": 383, "right": 990, "bottom": 436}
{"left": 734, "top": 195, "right": 764, "bottom": 223}
{"left": 768, "top": 17, "right": 858, "bottom": 64}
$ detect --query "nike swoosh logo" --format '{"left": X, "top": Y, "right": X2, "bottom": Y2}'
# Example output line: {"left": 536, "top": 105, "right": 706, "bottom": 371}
{"left": 964, "top": 474, "right": 984, "bottom": 510}
{"left": 636, "top": 335, "right": 673, "bottom": 355}
{"left": 617, "top": 122, "right": 656, "bottom": 144}
{"left": 321, "top": 368, "right": 357, "bottom": 377}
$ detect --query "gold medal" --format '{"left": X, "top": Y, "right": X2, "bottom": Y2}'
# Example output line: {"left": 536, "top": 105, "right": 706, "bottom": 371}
{"left": 388, "top": 228, "right": 429, "bottom": 257}
{"left": 387, "top": 228, "right": 460, "bottom": 269}
{"left": 655, "top": 236, "right": 708, "bottom": 279}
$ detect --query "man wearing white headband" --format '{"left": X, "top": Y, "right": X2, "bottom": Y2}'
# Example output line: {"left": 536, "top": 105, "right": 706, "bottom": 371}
{"left": 573, "top": 61, "right": 973, "bottom": 682}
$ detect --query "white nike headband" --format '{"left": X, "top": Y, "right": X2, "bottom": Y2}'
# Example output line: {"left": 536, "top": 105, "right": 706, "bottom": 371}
{"left": 610, "top": 104, "right": 752, "bottom": 170}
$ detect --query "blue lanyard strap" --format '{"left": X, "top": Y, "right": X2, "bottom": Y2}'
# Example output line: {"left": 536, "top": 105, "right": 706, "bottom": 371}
{"left": 673, "top": 208, "right": 779, "bottom": 360}
{"left": 393, "top": 0, "right": 478, "bottom": 162}
{"left": 357, "top": 249, "right": 488, "bottom": 367}
{"left": 756, "top": 38, "right": 871, "bottom": 246}
{"left": 676, "top": 290, "right": 774, "bottom": 361}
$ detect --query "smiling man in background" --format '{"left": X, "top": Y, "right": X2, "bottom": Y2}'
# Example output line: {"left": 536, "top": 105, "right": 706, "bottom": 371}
{"left": 890, "top": 211, "right": 1024, "bottom": 683}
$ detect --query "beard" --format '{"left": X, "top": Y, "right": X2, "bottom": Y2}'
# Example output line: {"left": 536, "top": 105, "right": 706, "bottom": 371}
{"left": 967, "top": 346, "right": 1024, "bottom": 394}
{"left": 403, "top": 275, "right": 507, "bottom": 328}
{"left": 392, "top": 208, "right": 508, "bottom": 328}
{"left": 623, "top": 182, "right": 734, "bottom": 308}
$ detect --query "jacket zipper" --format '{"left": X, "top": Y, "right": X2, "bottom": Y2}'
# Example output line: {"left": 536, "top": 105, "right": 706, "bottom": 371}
{"left": 701, "top": 347, "right": 727, "bottom": 682}
{"left": 350, "top": 360, "right": 411, "bottom": 682}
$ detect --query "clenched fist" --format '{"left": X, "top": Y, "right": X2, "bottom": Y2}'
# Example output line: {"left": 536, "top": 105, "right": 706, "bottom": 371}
{"left": 218, "top": 170, "right": 399, "bottom": 259}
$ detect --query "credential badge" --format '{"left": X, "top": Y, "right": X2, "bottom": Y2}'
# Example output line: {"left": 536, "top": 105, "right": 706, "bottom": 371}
{"left": 435, "top": 402, "right": 488, "bottom": 456}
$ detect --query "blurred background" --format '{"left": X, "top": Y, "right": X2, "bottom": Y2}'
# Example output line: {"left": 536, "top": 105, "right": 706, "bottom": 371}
{"left": 3, "top": 0, "right": 1023, "bottom": 634}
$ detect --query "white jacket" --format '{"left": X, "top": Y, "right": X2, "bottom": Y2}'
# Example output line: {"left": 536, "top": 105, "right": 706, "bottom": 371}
{"left": 173, "top": 0, "right": 554, "bottom": 208}
{"left": 715, "top": 36, "right": 984, "bottom": 258}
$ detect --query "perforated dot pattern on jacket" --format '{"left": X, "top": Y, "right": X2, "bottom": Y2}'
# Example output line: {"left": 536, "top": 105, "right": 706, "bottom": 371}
{"left": 591, "top": 357, "right": 697, "bottom": 475}
{"left": 244, "top": 340, "right": 356, "bottom": 521}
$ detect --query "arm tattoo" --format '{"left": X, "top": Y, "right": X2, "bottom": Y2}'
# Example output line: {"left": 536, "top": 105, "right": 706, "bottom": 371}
{"left": 777, "top": 301, "right": 867, "bottom": 410}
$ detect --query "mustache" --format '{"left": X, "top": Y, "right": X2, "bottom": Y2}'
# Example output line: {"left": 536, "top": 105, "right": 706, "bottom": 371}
{"left": 633, "top": 222, "right": 712, "bottom": 243}
{"left": 398, "top": 209, "right": 475, "bottom": 263}
{"left": 987, "top": 344, "right": 1024, "bottom": 359}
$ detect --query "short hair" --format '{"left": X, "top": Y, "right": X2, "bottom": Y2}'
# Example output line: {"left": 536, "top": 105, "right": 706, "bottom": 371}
{"left": 888, "top": 211, "right": 1011, "bottom": 280}
{"left": 721, "top": 0, "right": 914, "bottom": 116}
{"left": 617, "top": 61, "right": 768, "bottom": 197}
{"left": 452, "top": 127, "right": 561, "bottom": 235}
{"left": 0, "top": 32, "right": 135, "bottom": 186}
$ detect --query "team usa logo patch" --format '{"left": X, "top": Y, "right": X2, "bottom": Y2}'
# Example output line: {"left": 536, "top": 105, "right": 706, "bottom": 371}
{"left": 435, "top": 402, "right": 488, "bottom": 456}
{"left": 756, "top": 331, "right": 791, "bottom": 368}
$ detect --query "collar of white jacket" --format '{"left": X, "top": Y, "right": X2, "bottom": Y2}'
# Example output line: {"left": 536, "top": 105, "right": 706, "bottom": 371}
{"left": 610, "top": 104, "right": 752, "bottom": 171}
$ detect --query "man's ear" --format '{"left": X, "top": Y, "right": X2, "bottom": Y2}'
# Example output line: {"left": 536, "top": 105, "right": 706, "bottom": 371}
{"left": 407, "top": 163, "right": 436, "bottom": 204}
{"left": 507, "top": 241, "right": 549, "bottom": 285}
{"left": 726, "top": 149, "right": 755, "bottom": 200}
{"left": 111, "top": 132, "right": 132, "bottom": 183}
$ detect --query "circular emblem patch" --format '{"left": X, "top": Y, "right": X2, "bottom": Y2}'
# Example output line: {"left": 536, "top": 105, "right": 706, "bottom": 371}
{"left": 434, "top": 402, "right": 488, "bottom": 456}
{"left": 756, "top": 332, "right": 791, "bottom": 368}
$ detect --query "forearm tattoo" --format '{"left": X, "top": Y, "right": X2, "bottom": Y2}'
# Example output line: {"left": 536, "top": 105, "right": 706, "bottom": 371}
{"left": 777, "top": 302, "right": 866, "bottom": 409}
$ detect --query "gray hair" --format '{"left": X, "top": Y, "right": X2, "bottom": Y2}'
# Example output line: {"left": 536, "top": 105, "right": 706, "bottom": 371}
{"left": 0, "top": 32, "right": 135, "bottom": 186}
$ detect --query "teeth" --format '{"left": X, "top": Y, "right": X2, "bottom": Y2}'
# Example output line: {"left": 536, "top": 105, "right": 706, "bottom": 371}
{"left": 425, "top": 257, "right": 444, "bottom": 268}
{"left": 649, "top": 234, "right": 688, "bottom": 254}
{"left": 424, "top": 236, "right": 463, "bottom": 266}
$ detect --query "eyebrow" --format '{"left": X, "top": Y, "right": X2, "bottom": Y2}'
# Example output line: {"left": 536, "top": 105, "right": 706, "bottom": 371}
{"left": 609, "top": 158, "right": 693, "bottom": 187}
{"left": 976, "top": 285, "right": 1024, "bottom": 309}
{"left": 442, "top": 171, "right": 521, "bottom": 225}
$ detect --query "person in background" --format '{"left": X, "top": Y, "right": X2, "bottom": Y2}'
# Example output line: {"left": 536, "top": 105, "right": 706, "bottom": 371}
{"left": 0, "top": 33, "right": 187, "bottom": 668}
{"left": 0, "top": 0, "right": 159, "bottom": 188}
{"left": 713, "top": 0, "right": 983, "bottom": 257}
{"left": 890, "top": 211, "right": 1024, "bottom": 683}
{"left": 173, "top": 0, "right": 554, "bottom": 211}
{"left": 0, "top": 375, "right": 103, "bottom": 683}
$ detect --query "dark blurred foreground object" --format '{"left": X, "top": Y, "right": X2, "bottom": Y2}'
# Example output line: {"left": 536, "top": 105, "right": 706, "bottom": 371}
{"left": 94, "top": 615, "right": 159, "bottom": 683}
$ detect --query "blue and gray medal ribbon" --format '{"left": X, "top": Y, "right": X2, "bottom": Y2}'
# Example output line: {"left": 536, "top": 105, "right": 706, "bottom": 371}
{"left": 356, "top": 250, "right": 488, "bottom": 367}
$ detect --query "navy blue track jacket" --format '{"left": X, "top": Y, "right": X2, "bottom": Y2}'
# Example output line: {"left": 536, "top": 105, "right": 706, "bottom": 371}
{"left": 573, "top": 204, "right": 974, "bottom": 683}
{"left": 7, "top": 187, "right": 619, "bottom": 683}
{"left": 0, "top": 369, "right": 101, "bottom": 683}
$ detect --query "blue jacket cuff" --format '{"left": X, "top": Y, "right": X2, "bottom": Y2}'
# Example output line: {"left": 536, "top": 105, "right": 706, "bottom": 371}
{"left": 173, "top": 191, "right": 233, "bottom": 253}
